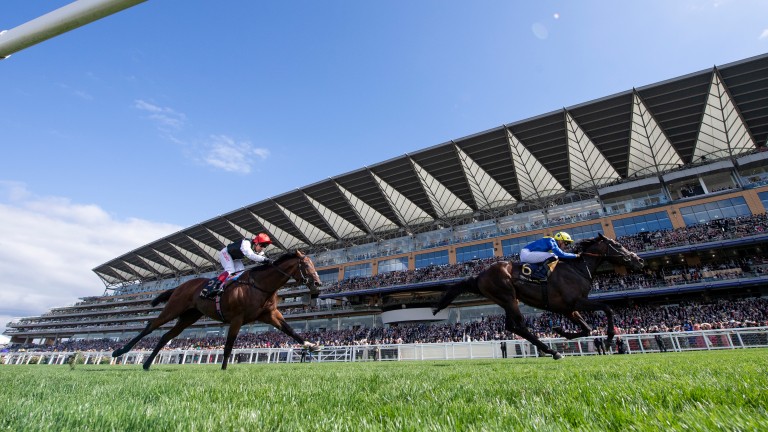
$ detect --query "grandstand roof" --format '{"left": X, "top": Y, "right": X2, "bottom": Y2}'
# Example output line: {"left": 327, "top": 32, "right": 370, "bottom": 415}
{"left": 93, "top": 53, "right": 768, "bottom": 287}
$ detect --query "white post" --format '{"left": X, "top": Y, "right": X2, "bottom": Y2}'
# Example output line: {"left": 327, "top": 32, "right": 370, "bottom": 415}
{"left": 0, "top": 0, "right": 148, "bottom": 59}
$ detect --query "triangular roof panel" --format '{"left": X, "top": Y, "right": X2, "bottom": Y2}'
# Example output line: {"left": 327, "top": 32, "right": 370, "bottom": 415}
{"left": 694, "top": 70, "right": 756, "bottom": 161}
{"left": 506, "top": 128, "right": 565, "bottom": 200}
{"left": 371, "top": 172, "right": 434, "bottom": 226}
{"left": 336, "top": 182, "right": 399, "bottom": 233}
{"left": 411, "top": 159, "right": 473, "bottom": 218}
{"left": 565, "top": 111, "right": 621, "bottom": 189}
{"left": 305, "top": 193, "right": 366, "bottom": 239}
{"left": 454, "top": 145, "right": 516, "bottom": 210}
{"left": 628, "top": 92, "right": 684, "bottom": 176}
{"left": 276, "top": 203, "right": 336, "bottom": 244}
{"left": 252, "top": 213, "right": 308, "bottom": 250}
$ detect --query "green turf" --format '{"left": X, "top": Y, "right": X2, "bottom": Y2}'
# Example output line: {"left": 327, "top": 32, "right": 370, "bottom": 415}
{"left": 0, "top": 349, "right": 766, "bottom": 431}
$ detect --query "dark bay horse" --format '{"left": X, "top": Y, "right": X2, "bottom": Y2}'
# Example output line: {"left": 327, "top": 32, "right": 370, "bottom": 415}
{"left": 432, "top": 234, "right": 644, "bottom": 360}
{"left": 112, "top": 250, "right": 322, "bottom": 370}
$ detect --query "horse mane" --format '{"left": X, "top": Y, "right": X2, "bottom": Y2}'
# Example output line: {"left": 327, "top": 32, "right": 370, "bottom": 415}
{"left": 248, "top": 251, "right": 300, "bottom": 273}
{"left": 273, "top": 251, "right": 300, "bottom": 264}
{"left": 574, "top": 236, "right": 600, "bottom": 253}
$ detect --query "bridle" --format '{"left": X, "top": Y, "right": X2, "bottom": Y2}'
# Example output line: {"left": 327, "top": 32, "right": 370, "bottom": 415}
{"left": 580, "top": 239, "right": 636, "bottom": 263}
{"left": 268, "top": 255, "right": 315, "bottom": 288}
{"left": 575, "top": 238, "right": 642, "bottom": 280}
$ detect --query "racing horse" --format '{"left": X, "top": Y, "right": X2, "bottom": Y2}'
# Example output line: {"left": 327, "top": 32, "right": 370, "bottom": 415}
{"left": 112, "top": 250, "right": 322, "bottom": 370}
{"left": 432, "top": 234, "right": 644, "bottom": 359}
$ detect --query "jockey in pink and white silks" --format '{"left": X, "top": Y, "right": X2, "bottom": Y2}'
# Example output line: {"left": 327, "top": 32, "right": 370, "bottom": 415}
{"left": 201, "top": 233, "right": 273, "bottom": 298}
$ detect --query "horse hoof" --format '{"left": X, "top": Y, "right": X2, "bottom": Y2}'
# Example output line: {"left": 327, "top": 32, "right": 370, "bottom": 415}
{"left": 552, "top": 352, "right": 563, "bottom": 360}
{"left": 111, "top": 350, "right": 122, "bottom": 358}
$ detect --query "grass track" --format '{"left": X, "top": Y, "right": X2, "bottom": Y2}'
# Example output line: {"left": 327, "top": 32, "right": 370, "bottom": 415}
{"left": 1, "top": 349, "right": 766, "bottom": 431}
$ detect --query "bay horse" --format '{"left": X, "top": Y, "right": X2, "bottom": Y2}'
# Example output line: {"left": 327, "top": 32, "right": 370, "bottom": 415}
{"left": 432, "top": 233, "right": 644, "bottom": 360}
{"left": 112, "top": 250, "right": 322, "bottom": 370}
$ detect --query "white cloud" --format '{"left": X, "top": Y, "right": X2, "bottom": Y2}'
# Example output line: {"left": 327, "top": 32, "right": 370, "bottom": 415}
{"left": 203, "top": 135, "right": 270, "bottom": 174}
{"left": 134, "top": 101, "right": 269, "bottom": 174}
{"left": 58, "top": 83, "right": 94, "bottom": 101}
{"left": 760, "top": 29, "right": 768, "bottom": 40}
{"left": 134, "top": 99, "right": 187, "bottom": 130}
{"left": 0, "top": 182, "right": 181, "bottom": 340}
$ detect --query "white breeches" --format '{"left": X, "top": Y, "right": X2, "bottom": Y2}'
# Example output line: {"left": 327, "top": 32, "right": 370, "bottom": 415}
{"left": 520, "top": 248, "right": 555, "bottom": 263}
{"left": 219, "top": 247, "right": 245, "bottom": 274}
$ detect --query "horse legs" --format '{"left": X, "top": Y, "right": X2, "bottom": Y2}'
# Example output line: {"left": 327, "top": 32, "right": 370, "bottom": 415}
{"left": 221, "top": 317, "right": 243, "bottom": 370}
{"left": 432, "top": 280, "right": 468, "bottom": 315}
{"left": 503, "top": 304, "right": 562, "bottom": 360}
{"left": 112, "top": 306, "right": 187, "bottom": 357}
{"left": 552, "top": 311, "right": 593, "bottom": 340}
{"left": 570, "top": 298, "right": 617, "bottom": 344}
{"left": 142, "top": 309, "right": 203, "bottom": 370}
{"left": 259, "top": 309, "right": 318, "bottom": 351}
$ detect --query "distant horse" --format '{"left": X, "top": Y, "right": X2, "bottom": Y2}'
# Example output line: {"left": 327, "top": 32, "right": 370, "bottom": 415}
{"left": 432, "top": 234, "right": 644, "bottom": 359}
{"left": 112, "top": 251, "right": 322, "bottom": 370}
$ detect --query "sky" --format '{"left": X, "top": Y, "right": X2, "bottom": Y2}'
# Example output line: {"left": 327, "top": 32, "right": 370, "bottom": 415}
{"left": 1, "top": 0, "right": 767, "bottom": 343}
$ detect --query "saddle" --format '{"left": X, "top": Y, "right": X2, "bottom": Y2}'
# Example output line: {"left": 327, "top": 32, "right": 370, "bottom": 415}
{"left": 200, "top": 271, "right": 246, "bottom": 299}
{"left": 518, "top": 260, "right": 558, "bottom": 283}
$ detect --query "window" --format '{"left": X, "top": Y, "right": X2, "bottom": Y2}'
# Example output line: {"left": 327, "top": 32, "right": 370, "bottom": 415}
{"left": 758, "top": 192, "right": 768, "bottom": 211}
{"left": 679, "top": 197, "right": 751, "bottom": 226}
{"left": 415, "top": 250, "right": 448, "bottom": 269}
{"left": 344, "top": 263, "right": 372, "bottom": 279}
{"left": 455, "top": 242, "right": 494, "bottom": 263}
{"left": 317, "top": 268, "right": 339, "bottom": 285}
{"left": 378, "top": 257, "right": 409, "bottom": 274}
{"left": 502, "top": 235, "right": 538, "bottom": 257}
{"left": 567, "top": 223, "right": 603, "bottom": 241}
{"left": 612, "top": 211, "right": 674, "bottom": 237}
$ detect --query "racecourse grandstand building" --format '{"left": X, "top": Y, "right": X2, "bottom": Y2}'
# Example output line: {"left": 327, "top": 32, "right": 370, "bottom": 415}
{"left": 5, "top": 53, "right": 768, "bottom": 346}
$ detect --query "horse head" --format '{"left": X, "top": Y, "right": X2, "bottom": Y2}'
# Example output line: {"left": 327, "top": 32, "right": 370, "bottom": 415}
{"left": 290, "top": 251, "right": 323, "bottom": 296}
{"left": 578, "top": 233, "right": 644, "bottom": 271}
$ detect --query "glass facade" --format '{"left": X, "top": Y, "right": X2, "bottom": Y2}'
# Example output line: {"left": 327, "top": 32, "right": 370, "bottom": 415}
{"left": 501, "top": 234, "right": 538, "bottom": 257}
{"left": 567, "top": 223, "right": 604, "bottom": 241}
{"left": 378, "top": 257, "right": 409, "bottom": 274}
{"left": 758, "top": 191, "right": 768, "bottom": 211}
{"left": 612, "top": 211, "right": 674, "bottom": 237}
{"left": 344, "top": 263, "right": 372, "bottom": 279}
{"left": 455, "top": 242, "right": 494, "bottom": 263}
{"left": 317, "top": 268, "right": 339, "bottom": 285}
{"left": 414, "top": 250, "right": 449, "bottom": 269}
{"left": 679, "top": 197, "right": 751, "bottom": 226}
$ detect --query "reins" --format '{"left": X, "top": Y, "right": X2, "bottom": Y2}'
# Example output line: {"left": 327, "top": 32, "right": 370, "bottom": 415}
{"left": 577, "top": 241, "right": 634, "bottom": 280}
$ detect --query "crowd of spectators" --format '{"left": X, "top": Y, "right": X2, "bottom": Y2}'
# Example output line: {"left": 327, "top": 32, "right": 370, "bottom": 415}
{"left": 321, "top": 214, "right": 768, "bottom": 297}
{"left": 6, "top": 214, "right": 768, "bottom": 353}
{"left": 7, "top": 297, "right": 766, "bottom": 353}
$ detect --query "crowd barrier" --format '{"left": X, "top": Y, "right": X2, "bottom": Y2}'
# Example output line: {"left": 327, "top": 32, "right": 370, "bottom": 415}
{"left": 3, "top": 327, "right": 767, "bottom": 366}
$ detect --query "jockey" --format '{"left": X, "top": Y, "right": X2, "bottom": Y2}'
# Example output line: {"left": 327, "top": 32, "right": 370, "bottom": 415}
{"left": 201, "top": 233, "right": 274, "bottom": 298}
{"left": 520, "top": 231, "right": 578, "bottom": 281}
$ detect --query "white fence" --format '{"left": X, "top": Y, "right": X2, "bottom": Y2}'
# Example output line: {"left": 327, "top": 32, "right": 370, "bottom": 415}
{"left": 3, "top": 327, "right": 767, "bottom": 366}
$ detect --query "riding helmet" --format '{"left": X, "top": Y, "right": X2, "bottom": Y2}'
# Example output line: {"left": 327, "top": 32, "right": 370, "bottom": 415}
{"left": 253, "top": 233, "right": 272, "bottom": 246}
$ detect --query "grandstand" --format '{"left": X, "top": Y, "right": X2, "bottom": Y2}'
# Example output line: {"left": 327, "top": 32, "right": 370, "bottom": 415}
{"left": 4, "top": 52, "right": 768, "bottom": 350}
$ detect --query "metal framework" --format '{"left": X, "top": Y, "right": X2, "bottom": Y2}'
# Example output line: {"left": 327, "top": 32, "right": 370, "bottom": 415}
{"left": 91, "top": 53, "right": 768, "bottom": 287}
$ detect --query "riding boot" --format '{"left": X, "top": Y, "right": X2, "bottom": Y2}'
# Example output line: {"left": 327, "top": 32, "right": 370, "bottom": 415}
{"left": 201, "top": 271, "right": 229, "bottom": 298}
{"left": 535, "top": 257, "right": 558, "bottom": 281}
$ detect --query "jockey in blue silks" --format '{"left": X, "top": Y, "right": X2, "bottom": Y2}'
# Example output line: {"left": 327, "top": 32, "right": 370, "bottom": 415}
{"left": 520, "top": 232, "right": 579, "bottom": 281}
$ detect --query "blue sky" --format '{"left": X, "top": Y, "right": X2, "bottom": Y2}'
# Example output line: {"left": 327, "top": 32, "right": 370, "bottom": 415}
{"left": 1, "top": 0, "right": 767, "bottom": 342}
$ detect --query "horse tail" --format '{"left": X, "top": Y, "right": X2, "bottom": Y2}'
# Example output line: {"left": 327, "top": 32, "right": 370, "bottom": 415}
{"left": 151, "top": 289, "right": 175, "bottom": 307}
{"left": 432, "top": 277, "right": 478, "bottom": 315}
